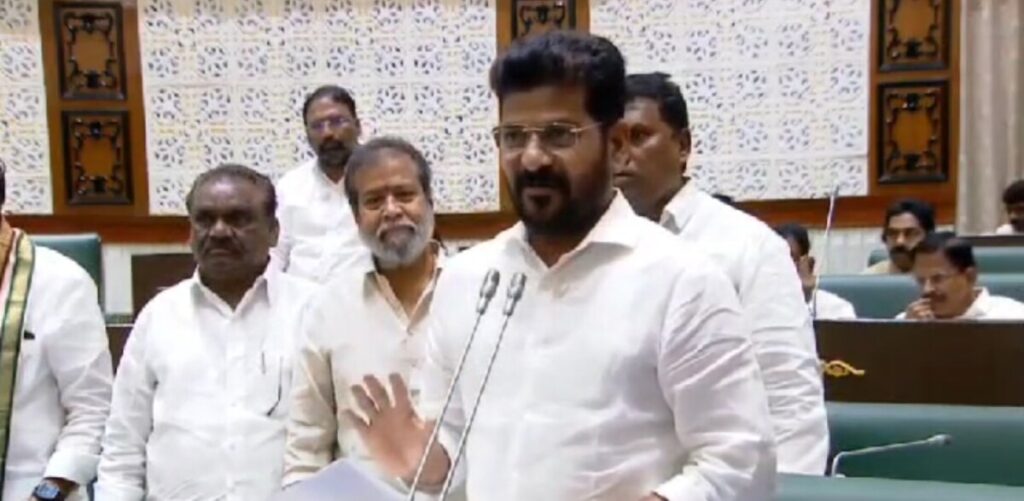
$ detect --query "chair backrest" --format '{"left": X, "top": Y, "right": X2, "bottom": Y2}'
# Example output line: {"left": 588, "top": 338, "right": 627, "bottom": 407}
{"left": 818, "top": 273, "right": 1024, "bottom": 318}
{"left": 826, "top": 402, "right": 1024, "bottom": 486}
{"left": 32, "top": 233, "right": 103, "bottom": 306}
{"left": 868, "top": 246, "right": 1024, "bottom": 273}
{"left": 779, "top": 474, "right": 1024, "bottom": 501}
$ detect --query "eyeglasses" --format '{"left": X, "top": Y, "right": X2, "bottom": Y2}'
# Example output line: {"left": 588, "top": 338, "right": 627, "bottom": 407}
{"left": 307, "top": 115, "right": 355, "bottom": 133}
{"left": 491, "top": 122, "right": 600, "bottom": 151}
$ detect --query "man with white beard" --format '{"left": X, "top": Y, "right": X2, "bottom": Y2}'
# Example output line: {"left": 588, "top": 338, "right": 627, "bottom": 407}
{"left": 283, "top": 137, "right": 445, "bottom": 493}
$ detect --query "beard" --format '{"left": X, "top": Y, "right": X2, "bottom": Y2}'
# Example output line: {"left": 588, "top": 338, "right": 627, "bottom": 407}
{"left": 510, "top": 154, "right": 611, "bottom": 237}
{"left": 317, "top": 140, "right": 353, "bottom": 170}
{"left": 361, "top": 212, "right": 435, "bottom": 270}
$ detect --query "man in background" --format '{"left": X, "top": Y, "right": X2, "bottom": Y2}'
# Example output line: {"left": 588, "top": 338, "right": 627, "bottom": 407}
{"left": 284, "top": 138, "right": 445, "bottom": 494}
{"left": 97, "top": 165, "right": 317, "bottom": 500}
{"left": 775, "top": 223, "right": 857, "bottom": 320}
{"left": 995, "top": 179, "right": 1024, "bottom": 234}
{"left": 274, "top": 85, "right": 366, "bottom": 282}
{"left": 614, "top": 72, "right": 827, "bottom": 475}
{"left": 0, "top": 160, "right": 112, "bottom": 501}
{"left": 863, "top": 199, "right": 935, "bottom": 274}
{"left": 901, "top": 232, "right": 1024, "bottom": 320}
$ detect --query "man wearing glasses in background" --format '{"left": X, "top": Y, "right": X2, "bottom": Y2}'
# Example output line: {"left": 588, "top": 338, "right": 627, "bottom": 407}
{"left": 273, "top": 85, "right": 367, "bottom": 282}
{"left": 96, "top": 165, "right": 317, "bottom": 500}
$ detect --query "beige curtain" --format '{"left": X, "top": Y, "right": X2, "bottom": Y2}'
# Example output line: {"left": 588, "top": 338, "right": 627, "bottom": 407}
{"left": 957, "top": 0, "right": 1024, "bottom": 233}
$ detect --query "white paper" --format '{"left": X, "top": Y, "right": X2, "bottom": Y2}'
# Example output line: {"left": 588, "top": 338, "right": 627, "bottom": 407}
{"left": 273, "top": 459, "right": 406, "bottom": 501}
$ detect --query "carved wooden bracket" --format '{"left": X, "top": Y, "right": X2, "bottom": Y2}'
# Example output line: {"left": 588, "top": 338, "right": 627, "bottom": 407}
{"left": 61, "top": 111, "right": 133, "bottom": 205}
{"left": 513, "top": 0, "right": 576, "bottom": 39}
{"left": 55, "top": 2, "right": 127, "bottom": 100}
{"left": 881, "top": 0, "right": 949, "bottom": 71}
{"left": 878, "top": 82, "right": 948, "bottom": 184}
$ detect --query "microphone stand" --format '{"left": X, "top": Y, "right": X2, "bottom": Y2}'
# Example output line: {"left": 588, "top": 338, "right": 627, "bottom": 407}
{"left": 828, "top": 434, "right": 952, "bottom": 477}
{"left": 406, "top": 269, "right": 500, "bottom": 500}
{"left": 437, "top": 273, "right": 527, "bottom": 500}
{"left": 812, "top": 185, "right": 840, "bottom": 319}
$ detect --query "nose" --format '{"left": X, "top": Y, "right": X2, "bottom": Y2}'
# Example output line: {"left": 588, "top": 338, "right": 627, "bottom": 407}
{"left": 520, "top": 134, "right": 552, "bottom": 172}
{"left": 894, "top": 232, "right": 907, "bottom": 246}
{"left": 382, "top": 195, "right": 402, "bottom": 218}
{"left": 209, "top": 218, "right": 231, "bottom": 237}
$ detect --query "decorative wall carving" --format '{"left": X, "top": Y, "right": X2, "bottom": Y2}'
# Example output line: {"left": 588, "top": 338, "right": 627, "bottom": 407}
{"left": 878, "top": 82, "right": 947, "bottom": 184}
{"left": 880, "top": 0, "right": 948, "bottom": 71}
{"left": 55, "top": 2, "right": 126, "bottom": 99}
{"left": 512, "top": 0, "right": 576, "bottom": 39}
{"left": 0, "top": 0, "right": 53, "bottom": 213}
{"left": 62, "top": 111, "right": 133, "bottom": 205}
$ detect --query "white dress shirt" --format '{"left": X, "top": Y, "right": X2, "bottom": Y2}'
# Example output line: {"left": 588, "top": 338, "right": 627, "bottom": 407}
{"left": 994, "top": 223, "right": 1017, "bottom": 235}
{"left": 273, "top": 158, "right": 367, "bottom": 282}
{"left": 810, "top": 290, "right": 857, "bottom": 320}
{"left": 897, "top": 288, "right": 1024, "bottom": 320}
{"left": 660, "top": 182, "right": 828, "bottom": 475}
{"left": 5, "top": 246, "right": 112, "bottom": 501}
{"left": 422, "top": 194, "right": 775, "bottom": 501}
{"left": 96, "top": 266, "right": 317, "bottom": 501}
{"left": 284, "top": 250, "right": 441, "bottom": 487}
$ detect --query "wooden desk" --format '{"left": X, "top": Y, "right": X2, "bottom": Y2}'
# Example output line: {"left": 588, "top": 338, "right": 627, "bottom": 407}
{"left": 816, "top": 320, "right": 1024, "bottom": 406}
{"left": 131, "top": 253, "right": 195, "bottom": 319}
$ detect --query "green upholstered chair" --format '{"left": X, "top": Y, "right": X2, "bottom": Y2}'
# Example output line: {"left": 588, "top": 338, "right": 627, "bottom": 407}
{"left": 868, "top": 246, "right": 1024, "bottom": 273}
{"left": 778, "top": 474, "right": 1024, "bottom": 501}
{"left": 32, "top": 233, "right": 103, "bottom": 306}
{"left": 819, "top": 273, "right": 1024, "bottom": 319}
{"left": 826, "top": 402, "right": 1024, "bottom": 486}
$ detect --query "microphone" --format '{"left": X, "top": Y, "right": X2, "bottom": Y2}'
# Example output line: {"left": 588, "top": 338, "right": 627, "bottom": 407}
{"left": 811, "top": 183, "right": 841, "bottom": 319}
{"left": 828, "top": 434, "right": 952, "bottom": 477}
{"left": 406, "top": 269, "right": 500, "bottom": 500}
{"left": 437, "top": 272, "right": 527, "bottom": 500}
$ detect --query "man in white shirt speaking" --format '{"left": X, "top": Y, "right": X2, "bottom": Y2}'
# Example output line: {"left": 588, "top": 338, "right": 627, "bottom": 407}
{"left": 613, "top": 72, "right": 828, "bottom": 474}
{"left": 901, "top": 232, "right": 1024, "bottom": 320}
{"left": 273, "top": 85, "right": 367, "bottom": 282}
{"left": 344, "top": 31, "right": 775, "bottom": 501}
{"left": 0, "top": 160, "right": 112, "bottom": 501}
{"left": 96, "top": 164, "right": 317, "bottom": 500}
{"left": 284, "top": 137, "right": 445, "bottom": 491}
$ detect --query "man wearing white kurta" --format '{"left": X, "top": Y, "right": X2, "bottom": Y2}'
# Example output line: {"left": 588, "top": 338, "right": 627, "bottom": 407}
{"left": 284, "top": 138, "right": 445, "bottom": 491}
{"left": 96, "top": 165, "right": 317, "bottom": 500}
{"left": 345, "top": 31, "right": 774, "bottom": 501}
{"left": 615, "top": 72, "right": 828, "bottom": 474}
{"left": 900, "top": 232, "right": 1024, "bottom": 320}
{"left": 273, "top": 85, "right": 366, "bottom": 282}
{"left": 0, "top": 170, "right": 111, "bottom": 501}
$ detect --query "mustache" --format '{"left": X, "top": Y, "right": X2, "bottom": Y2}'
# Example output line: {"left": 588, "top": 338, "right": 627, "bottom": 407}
{"left": 889, "top": 245, "right": 912, "bottom": 256}
{"left": 514, "top": 169, "right": 571, "bottom": 196}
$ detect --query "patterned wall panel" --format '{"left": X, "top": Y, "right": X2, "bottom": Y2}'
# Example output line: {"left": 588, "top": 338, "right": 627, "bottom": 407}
{"left": 0, "top": 0, "right": 54, "bottom": 213}
{"left": 878, "top": 81, "right": 948, "bottom": 184}
{"left": 590, "top": 0, "right": 871, "bottom": 201}
{"left": 55, "top": 2, "right": 128, "bottom": 100}
{"left": 61, "top": 110, "right": 134, "bottom": 205}
{"left": 139, "top": 0, "right": 499, "bottom": 215}
{"left": 880, "top": 0, "right": 949, "bottom": 72}
{"left": 511, "top": 0, "right": 577, "bottom": 39}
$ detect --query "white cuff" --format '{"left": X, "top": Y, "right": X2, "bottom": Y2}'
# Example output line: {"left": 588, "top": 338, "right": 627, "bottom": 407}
{"left": 43, "top": 450, "right": 99, "bottom": 486}
{"left": 653, "top": 473, "right": 703, "bottom": 501}
{"left": 91, "top": 481, "right": 145, "bottom": 501}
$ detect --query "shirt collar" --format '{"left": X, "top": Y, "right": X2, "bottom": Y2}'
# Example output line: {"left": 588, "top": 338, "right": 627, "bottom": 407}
{"left": 306, "top": 157, "right": 347, "bottom": 194}
{"left": 960, "top": 287, "right": 991, "bottom": 319}
{"left": 505, "top": 191, "right": 643, "bottom": 256}
{"left": 659, "top": 180, "right": 699, "bottom": 233}
{"left": 191, "top": 260, "right": 278, "bottom": 312}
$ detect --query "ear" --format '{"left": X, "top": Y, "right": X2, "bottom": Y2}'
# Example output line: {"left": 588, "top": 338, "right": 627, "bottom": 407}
{"left": 607, "top": 120, "right": 629, "bottom": 167}
{"left": 268, "top": 215, "right": 281, "bottom": 248}
{"left": 677, "top": 128, "right": 692, "bottom": 174}
{"left": 966, "top": 266, "right": 978, "bottom": 284}
{"left": 808, "top": 255, "right": 817, "bottom": 273}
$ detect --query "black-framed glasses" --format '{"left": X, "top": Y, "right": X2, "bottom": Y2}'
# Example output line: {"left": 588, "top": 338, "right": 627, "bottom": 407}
{"left": 491, "top": 122, "right": 600, "bottom": 151}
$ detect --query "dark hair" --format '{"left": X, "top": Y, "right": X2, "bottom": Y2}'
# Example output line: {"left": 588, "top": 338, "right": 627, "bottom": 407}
{"left": 883, "top": 198, "right": 936, "bottom": 236}
{"left": 489, "top": 30, "right": 626, "bottom": 130}
{"left": 343, "top": 137, "right": 434, "bottom": 212}
{"left": 625, "top": 72, "right": 689, "bottom": 132}
{"left": 302, "top": 85, "right": 358, "bottom": 124}
{"left": 185, "top": 163, "right": 277, "bottom": 218}
{"left": 913, "top": 231, "right": 975, "bottom": 271}
{"left": 775, "top": 223, "right": 811, "bottom": 256}
{"left": 1002, "top": 179, "right": 1024, "bottom": 206}
{"left": 0, "top": 158, "right": 6, "bottom": 208}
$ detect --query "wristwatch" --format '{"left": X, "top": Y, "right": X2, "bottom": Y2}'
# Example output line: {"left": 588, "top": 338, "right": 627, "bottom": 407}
{"left": 32, "top": 481, "right": 65, "bottom": 501}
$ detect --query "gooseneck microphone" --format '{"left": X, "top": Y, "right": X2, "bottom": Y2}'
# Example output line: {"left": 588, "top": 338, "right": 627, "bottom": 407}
{"left": 437, "top": 272, "right": 527, "bottom": 500}
{"left": 828, "top": 434, "right": 952, "bottom": 477}
{"left": 406, "top": 269, "right": 500, "bottom": 500}
{"left": 811, "top": 183, "right": 840, "bottom": 318}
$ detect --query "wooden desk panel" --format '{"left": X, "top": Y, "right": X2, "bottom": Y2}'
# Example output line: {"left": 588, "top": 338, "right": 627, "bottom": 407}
{"left": 816, "top": 320, "right": 1024, "bottom": 406}
{"left": 106, "top": 323, "right": 131, "bottom": 371}
{"left": 961, "top": 235, "right": 1024, "bottom": 247}
{"left": 131, "top": 253, "right": 195, "bottom": 319}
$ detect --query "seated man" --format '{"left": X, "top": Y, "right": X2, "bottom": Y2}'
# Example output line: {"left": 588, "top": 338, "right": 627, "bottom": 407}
{"left": 863, "top": 199, "right": 935, "bottom": 274}
{"left": 284, "top": 138, "right": 445, "bottom": 492}
{"left": 96, "top": 164, "right": 317, "bottom": 500}
{"left": 0, "top": 160, "right": 112, "bottom": 501}
{"left": 995, "top": 179, "right": 1024, "bottom": 234}
{"left": 900, "top": 232, "right": 1024, "bottom": 320}
{"left": 774, "top": 223, "right": 856, "bottom": 320}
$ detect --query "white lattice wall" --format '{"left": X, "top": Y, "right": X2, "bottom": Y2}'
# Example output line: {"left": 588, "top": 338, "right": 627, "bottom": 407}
{"left": 0, "top": 0, "right": 53, "bottom": 214}
{"left": 138, "top": 0, "right": 499, "bottom": 215}
{"left": 591, "top": 0, "right": 871, "bottom": 201}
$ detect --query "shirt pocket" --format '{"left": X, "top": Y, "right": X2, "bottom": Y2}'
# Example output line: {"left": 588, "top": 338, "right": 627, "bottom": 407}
{"left": 248, "top": 352, "right": 289, "bottom": 418}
